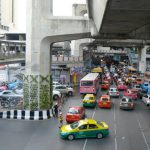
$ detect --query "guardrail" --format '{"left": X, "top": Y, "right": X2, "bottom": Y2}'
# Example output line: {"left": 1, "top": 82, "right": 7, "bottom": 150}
{"left": 96, "top": 49, "right": 127, "bottom": 54}
{"left": 0, "top": 53, "right": 83, "bottom": 64}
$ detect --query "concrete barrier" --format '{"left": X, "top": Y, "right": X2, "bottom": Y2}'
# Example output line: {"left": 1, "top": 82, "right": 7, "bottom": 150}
{"left": 0, "top": 110, "right": 52, "bottom": 120}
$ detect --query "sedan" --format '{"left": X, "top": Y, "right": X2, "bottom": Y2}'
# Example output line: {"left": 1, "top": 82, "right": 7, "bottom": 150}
{"left": 124, "top": 89, "right": 138, "bottom": 100}
{"left": 83, "top": 94, "right": 97, "bottom": 107}
{"left": 60, "top": 119, "right": 109, "bottom": 140}
{"left": 101, "top": 81, "right": 110, "bottom": 90}
{"left": 66, "top": 106, "right": 85, "bottom": 123}
{"left": 0, "top": 90, "right": 23, "bottom": 99}
{"left": 120, "top": 96, "right": 134, "bottom": 110}
{"left": 117, "top": 82, "right": 128, "bottom": 90}
{"left": 99, "top": 95, "right": 112, "bottom": 109}
{"left": 108, "top": 87, "right": 119, "bottom": 97}
{"left": 142, "top": 94, "right": 150, "bottom": 106}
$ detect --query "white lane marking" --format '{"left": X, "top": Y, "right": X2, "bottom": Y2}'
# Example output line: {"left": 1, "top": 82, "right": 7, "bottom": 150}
{"left": 82, "top": 139, "right": 87, "bottom": 150}
{"left": 82, "top": 107, "right": 96, "bottom": 150}
{"left": 115, "top": 138, "right": 118, "bottom": 150}
{"left": 136, "top": 117, "right": 150, "bottom": 150}
{"left": 113, "top": 99, "right": 118, "bottom": 150}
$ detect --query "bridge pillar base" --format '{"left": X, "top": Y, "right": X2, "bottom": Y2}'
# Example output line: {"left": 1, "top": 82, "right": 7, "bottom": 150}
{"left": 139, "top": 45, "right": 148, "bottom": 73}
{"left": 23, "top": 74, "right": 53, "bottom": 110}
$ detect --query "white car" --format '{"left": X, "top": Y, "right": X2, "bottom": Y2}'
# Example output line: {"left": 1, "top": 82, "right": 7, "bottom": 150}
{"left": 109, "top": 87, "right": 119, "bottom": 97}
{"left": 53, "top": 90, "right": 61, "bottom": 100}
{"left": 142, "top": 95, "right": 150, "bottom": 106}
{"left": 53, "top": 85, "right": 74, "bottom": 96}
{"left": 53, "top": 81, "right": 62, "bottom": 86}
{"left": 0, "top": 90, "right": 23, "bottom": 99}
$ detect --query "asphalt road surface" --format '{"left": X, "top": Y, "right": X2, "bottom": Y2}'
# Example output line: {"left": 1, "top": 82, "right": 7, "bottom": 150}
{"left": 0, "top": 87, "right": 150, "bottom": 150}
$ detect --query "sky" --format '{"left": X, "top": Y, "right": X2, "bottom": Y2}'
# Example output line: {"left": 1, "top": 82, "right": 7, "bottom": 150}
{"left": 16, "top": 0, "right": 86, "bottom": 32}
{"left": 53, "top": 0, "right": 86, "bottom": 16}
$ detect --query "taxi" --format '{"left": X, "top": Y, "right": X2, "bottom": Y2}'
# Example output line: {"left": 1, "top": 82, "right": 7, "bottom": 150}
{"left": 66, "top": 106, "right": 86, "bottom": 123}
{"left": 124, "top": 89, "right": 138, "bottom": 100}
{"left": 83, "top": 94, "right": 97, "bottom": 107}
{"left": 117, "top": 82, "right": 128, "bottom": 90}
{"left": 136, "top": 78, "right": 142, "bottom": 85}
{"left": 60, "top": 119, "right": 109, "bottom": 140}
{"left": 99, "top": 95, "right": 112, "bottom": 109}
{"left": 101, "top": 81, "right": 110, "bottom": 90}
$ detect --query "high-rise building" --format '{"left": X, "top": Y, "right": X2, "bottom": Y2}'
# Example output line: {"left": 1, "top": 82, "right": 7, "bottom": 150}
{"left": 0, "top": 0, "right": 26, "bottom": 34}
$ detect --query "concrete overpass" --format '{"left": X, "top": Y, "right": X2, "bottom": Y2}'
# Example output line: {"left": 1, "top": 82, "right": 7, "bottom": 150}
{"left": 25, "top": 0, "right": 150, "bottom": 110}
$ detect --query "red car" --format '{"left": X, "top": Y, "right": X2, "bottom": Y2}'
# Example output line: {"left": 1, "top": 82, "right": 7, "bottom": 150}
{"left": 101, "top": 81, "right": 110, "bottom": 90}
{"left": 66, "top": 106, "right": 85, "bottom": 123}
{"left": 117, "top": 82, "right": 128, "bottom": 90}
{"left": 124, "top": 89, "right": 138, "bottom": 100}
{"left": 99, "top": 95, "right": 112, "bottom": 108}
{"left": 0, "top": 85, "right": 8, "bottom": 91}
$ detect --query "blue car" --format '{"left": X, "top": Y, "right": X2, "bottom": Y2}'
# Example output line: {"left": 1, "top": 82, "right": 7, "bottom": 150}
{"left": 141, "top": 82, "right": 150, "bottom": 93}
{"left": 8, "top": 80, "right": 23, "bottom": 90}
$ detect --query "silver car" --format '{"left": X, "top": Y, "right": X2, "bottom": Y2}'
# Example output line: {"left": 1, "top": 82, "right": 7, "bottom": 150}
{"left": 120, "top": 97, "right": 134, "bottom": 110}
{"left": 0, "top": 90, "right": 23, "bottom": 99}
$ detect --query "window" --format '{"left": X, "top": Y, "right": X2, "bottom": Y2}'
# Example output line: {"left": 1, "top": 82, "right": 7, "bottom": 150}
{"left": 89, "top": 124, "right": 98, "bottom": 129}
{"left": 81, "top": 81, "right": 93, "bottom": 86}
{"left": 79, "top": 124, "right": 87, "bottom": 130}
{"left": 144, "top": 95, "right": 148, "bottom": 98}
{"left": 3, "top": 92, "right": 11, "bottom": 94}
{"left": 102, "top": 98, "right": 108, "bottom": 101}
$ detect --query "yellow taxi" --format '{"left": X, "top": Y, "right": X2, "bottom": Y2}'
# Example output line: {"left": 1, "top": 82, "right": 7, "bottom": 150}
{"left": 83, "top": 94, "right": 97, "bottom": 107}
{"left": 60, "top": 119, "right": 109, "bottom": 140}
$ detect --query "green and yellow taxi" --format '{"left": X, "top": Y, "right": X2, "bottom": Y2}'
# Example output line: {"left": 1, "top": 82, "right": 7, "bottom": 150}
{"left": 60, "top": 119, "right": 109, "bottom": 140}
{"left": 83, "top": 94, "right": 97, "bottom": 107}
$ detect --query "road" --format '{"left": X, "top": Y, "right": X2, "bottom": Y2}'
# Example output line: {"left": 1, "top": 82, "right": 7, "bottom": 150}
{"left": 0, "top": 87, "right": 150, "bottom": 150}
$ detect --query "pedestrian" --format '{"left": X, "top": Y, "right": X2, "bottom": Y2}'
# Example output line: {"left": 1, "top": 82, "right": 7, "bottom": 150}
{"left": 53, "top": 103, "right": 58, "bottom": 118}
{"left": 58, "top": 112, "right": 63, "bottom": 128}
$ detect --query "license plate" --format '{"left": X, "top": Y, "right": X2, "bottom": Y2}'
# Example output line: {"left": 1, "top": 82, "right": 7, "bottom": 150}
{"left": 124, "top": 104, "right": 128, "bottom": 106}
{"left": 103, "top": 102, "right": 107, "bottom": 105}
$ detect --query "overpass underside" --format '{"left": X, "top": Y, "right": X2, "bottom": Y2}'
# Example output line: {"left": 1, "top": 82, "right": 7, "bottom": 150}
{"left": 88, "top": 0, "right": 150, "bottom": 40}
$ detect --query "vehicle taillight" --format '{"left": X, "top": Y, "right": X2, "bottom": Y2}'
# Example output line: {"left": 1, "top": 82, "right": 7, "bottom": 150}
{"left": 130, "top": 103, "right": 134, "bottom": 107}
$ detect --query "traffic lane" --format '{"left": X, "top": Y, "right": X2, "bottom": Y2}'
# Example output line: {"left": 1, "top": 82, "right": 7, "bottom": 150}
{"left": 134, "top": 100, "right": 150, "bottom": 149}
{"left": 0, "top": 119, "right": 52, "bottom": 150}
{"left": 115, "top": 98, "right": 148, "bottom": 150}
{"left": 84, "top": 94, "right": 116, "bottom": 150}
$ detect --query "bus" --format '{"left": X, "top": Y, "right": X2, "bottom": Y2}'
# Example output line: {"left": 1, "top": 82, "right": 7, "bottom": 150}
{"left": 80, "top": 73, "right": 100, "bottom": 95}
{"left": 91, "top": 67, "right": 103, "bottom": 82}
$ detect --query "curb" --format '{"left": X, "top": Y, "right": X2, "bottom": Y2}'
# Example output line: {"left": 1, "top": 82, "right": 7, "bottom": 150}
{"left": 0, "top": 110, "right": 53, "bottom": 120}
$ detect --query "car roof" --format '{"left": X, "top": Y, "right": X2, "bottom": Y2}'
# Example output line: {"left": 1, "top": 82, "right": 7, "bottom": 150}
{"left": 85, "top": 94, "right": 94, "bottom": 97}
{"left": 80, "top": 119, "right": 97, "bottom": 124}
{"left": 69, "top": 106, "right": 83, "bottom": 109}
{"left": 101, "top": 95, "right": 110, "bottom": 98}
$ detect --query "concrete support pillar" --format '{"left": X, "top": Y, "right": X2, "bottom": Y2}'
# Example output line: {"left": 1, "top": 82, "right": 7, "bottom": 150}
{"left": 25, "top": 0, "right": 53, "bottom": 110}
{"left": 71, "top": 39, "right": 91, "bottom": 57}
{"left": 138, "top": 45, "right": 148, "bottom": 73}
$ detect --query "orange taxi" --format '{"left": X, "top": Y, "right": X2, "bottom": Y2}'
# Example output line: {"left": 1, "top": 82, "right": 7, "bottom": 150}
{"left": 99, "top": 95, "right": 112, "bottom": 109}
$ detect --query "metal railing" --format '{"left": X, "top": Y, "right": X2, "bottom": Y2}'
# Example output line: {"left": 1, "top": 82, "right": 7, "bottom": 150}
{"left": 0, "top": 53, "right": 83, "bottom": 64}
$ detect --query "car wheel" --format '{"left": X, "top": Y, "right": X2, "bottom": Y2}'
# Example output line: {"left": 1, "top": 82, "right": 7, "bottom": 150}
{"left": 53, "top": 95, "right": 59, "bottom": 100}
{"left": 68, "top": 134, "right": 74, "bottom": 140}
{"left": 97, "top": 133, "right": 103, "bottom": 139}
{"left": 68, "top": 91, "right": 73, "bottom": 96}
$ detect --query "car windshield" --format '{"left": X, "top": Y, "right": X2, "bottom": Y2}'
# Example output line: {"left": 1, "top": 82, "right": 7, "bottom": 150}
{"left": 102, "top": 98, "right": 108, "bottom": 101}
{"left": 122, "top": 98, "right": 127, "bottom": 102}
{"left": 68, "top": 108, "right": 80, "bottom": 114}
{"left": 70, "top": 121, "right": 79, "bottom": 129}
{"left": 84, "top": 97, "right": 93, "bottom": 100}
